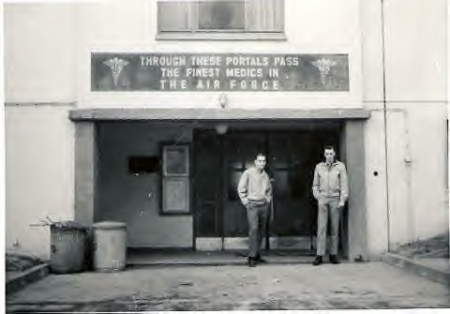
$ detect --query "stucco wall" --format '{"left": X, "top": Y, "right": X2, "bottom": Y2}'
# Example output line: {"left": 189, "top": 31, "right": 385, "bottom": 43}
{"left": 384, "top": 0, "right": 448, "bottom": 247}
{"left": 5, "top": 105, "right": 75, "bottom": 259}
{"left": 4, "top": 3, "right": 77, "bottom": 260}
{"left": 383, "top": 0, "right": 447, "bottom": 102}
{"left": 361, "top": 0, "right": 448, "bottom": 255}
{"left": 97, "top": 122, "right": 194, "bottom": 248}
{"left": 363, "top": 107, "right": 448, "bottom": 256}
{"left": 4, "top": 3, "right": 76, "bottom": 103}
{"left": 363, "top": 111, "right": 389, "bottom": 257}
{"left": 3, "top": 0, "right": 448, "bottom": 258}
{"left": 75, "top": 0, "right": 363, "bottom": 109}
{"left": 386, "top": 104, "right": 448, "bottom": 248}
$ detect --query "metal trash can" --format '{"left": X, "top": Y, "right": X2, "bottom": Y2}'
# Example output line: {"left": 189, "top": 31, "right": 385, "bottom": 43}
{"left": 92, "top": 221, "right": 127, "bottom": 272}
{"left": 50, "top": 221, "right": 87, "bottom": 273}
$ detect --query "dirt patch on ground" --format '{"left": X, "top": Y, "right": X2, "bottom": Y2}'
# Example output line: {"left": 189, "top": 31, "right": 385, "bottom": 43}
{"left": 6, "top": 253, "right": 42, "bottom": 272}
{"left": 393, "top": 234, "right": 449, "bottom": 258}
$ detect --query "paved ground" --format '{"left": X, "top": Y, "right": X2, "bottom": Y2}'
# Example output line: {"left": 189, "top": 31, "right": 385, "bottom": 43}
{"left": 6, "top": 262, "right": 450, "bottom": 312}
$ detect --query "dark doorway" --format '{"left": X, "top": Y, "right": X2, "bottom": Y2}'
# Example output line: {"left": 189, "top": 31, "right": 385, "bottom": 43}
{"left": 193, "top": 125, "right": 342, "bottom": 250}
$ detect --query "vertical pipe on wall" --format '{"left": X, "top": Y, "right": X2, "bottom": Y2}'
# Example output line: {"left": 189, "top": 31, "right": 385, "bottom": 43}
{"left": 380, "top": 0, "right": 392, "bottom": 251}
{"left": 219, "top": 132, "right": 225, "bottom": 251}
{"left": 0, "top": 2, "right": 5, "bottom": 252}
{"left": 447, "top": 0, "right": 450, "bottom": 262}
{"left": 402, "top": 110, "right": 414, "bottom": 243}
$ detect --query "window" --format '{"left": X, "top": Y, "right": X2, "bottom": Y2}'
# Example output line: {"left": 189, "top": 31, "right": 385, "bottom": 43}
{"left": 161, "top": 145, "right": 191, "bottom": 215}
{"left": 198, "top": 1, "right": 245, "bottom": 30}
{"left": 228, "top": 155, "right": 245, "bottom": 200}
{"left": 163, "top": 146, "right": 189, "bottom": 176}
{"left": 157, "top": 0, "right": 285, "bottom": 40}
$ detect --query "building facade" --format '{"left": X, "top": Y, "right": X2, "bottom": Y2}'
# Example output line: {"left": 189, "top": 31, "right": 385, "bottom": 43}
{"left": 4, "top": 0, "right": 449, "bottom": 261}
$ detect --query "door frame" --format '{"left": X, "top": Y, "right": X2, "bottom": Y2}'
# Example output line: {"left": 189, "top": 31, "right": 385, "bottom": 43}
{"left": 193, "top": 124, "right": 349, "bottom": 254}
{"left": 192, "top": 128, "right": 225, "bottom": 251}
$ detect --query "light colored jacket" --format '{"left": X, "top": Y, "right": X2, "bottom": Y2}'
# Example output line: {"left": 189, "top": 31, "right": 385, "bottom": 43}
{"left": 312, "top": 161, "right": 349, "bottom": 203}
{"left": 237, "top": 167, "right": 272, "bottom": 206}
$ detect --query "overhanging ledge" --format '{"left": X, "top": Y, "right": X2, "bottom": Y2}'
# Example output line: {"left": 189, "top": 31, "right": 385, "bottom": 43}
{"left": 69, "top": 108, "right": 371, "bottom": 121}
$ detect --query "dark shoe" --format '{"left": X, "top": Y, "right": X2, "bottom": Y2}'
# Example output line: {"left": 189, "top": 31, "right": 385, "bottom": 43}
{"left": 330, "top": 255, "right": 340, "bottom": 264}
{"left": 312, "top": 255, "right": 323, "bottom": 266}
{"left": 248, "top": 257, "right": 257, "bottom": 267}
{"left": 255, "top": 255, "right": 267, "bottom": 264}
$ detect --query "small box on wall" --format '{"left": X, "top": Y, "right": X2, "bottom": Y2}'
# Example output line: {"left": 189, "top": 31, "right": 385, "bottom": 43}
{"left": 128, "top": 156, "right": 161, "bottom": 174}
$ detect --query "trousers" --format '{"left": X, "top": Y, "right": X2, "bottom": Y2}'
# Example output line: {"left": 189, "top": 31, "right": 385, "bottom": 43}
{"left": 246, "top": 201, "right": 269, "bottom": 258}
{"left": 316, "top": 197, "right": 341, "bottom": 256}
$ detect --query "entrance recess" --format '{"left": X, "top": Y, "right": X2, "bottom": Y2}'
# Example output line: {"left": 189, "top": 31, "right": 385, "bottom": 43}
{"left": 193, "top": 126, "right": 342, "bottom": 251}
{"left": 72, "top": 108, "right": 368, "bottom": 260}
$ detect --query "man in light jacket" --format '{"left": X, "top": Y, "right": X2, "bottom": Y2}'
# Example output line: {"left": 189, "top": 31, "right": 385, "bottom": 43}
{"left": 238, "top": 153, "right": 272, "bottom": 267}
{"left": 312, "top": 145, "right": 348, "bottom": 266}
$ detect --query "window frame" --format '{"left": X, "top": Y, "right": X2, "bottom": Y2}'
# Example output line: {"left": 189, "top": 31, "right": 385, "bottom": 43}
{"left": 156, "top": 0, "right": 286, "bottom": 41}
{"left": 162, "top": 145, "right": 190, "bottom": 177}
{"left": 160, "top": 143, "right": 192, "bottom": 216}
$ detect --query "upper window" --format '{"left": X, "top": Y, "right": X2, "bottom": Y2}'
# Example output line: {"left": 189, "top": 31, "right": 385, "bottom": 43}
{"left": 157, "top": 0, "right": 285, "bottom": 40}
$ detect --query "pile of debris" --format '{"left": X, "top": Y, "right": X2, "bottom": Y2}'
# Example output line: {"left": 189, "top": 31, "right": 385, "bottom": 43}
{"left": 6, "top": 250, "right": 43, "bottom": 272}
{"left": 394, "top": 234, "right": 449, "bottom": 259}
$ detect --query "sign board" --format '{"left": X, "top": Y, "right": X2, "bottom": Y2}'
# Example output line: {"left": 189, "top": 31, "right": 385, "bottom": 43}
{"left": 92, "top": 53, "right": 349, "bottom": 92}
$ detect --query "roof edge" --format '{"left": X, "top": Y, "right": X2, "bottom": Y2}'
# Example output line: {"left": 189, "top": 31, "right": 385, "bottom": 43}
{"left": 69, "top": 108, "right": 371, "bottom": 121}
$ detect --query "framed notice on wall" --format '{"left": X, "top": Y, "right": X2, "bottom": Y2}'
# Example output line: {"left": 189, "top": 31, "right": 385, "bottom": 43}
{"left": 161, "top": 145, "right": 190, "bottom": 214}
{"left": 163, "top": 145, "right": 189, "bottom": 176}
{"left": 162, "top": 177, "right": 190, "bottom": 214}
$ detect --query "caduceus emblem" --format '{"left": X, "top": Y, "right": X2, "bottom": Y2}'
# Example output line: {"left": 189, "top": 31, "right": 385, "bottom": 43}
{"left": 103, "top": 57, "right": 129, "bottom": 87}
{"left": 311, "top": 58, "right": 337, "bottom": 85}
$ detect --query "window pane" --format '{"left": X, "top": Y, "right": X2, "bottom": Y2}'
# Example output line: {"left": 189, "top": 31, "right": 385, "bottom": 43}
{"left": 198, "top": 1, "right": 245, "bottom": 30}
{"left": 272, "top": 159, "right": 289, "bottom": 169}
{"left": 273, "top": 170, "right": 289, "bottom": 199}
{"left": 268, "top": 133, "right": 290, "bottom": 168}
{"left": 228, "top": 170, "right": 243, "bottom": 200}
{"left": 244, "top": 160, "right": 254, "bottom": 169}
{"left": 157, "top": 0, "right": 284, "bottom": 36}
{"left": 245, "top": 0, "right": 283, "bottom": 32}
{"left": 158, "top": 2, "right": 191, "bottom": 32}
{"left": 163, "top": 177, "right": 190, "bottom": 213}
{"left": 231, "top": 160, "right": 243, "bottom": 170}
{"left": 164, "top": 146, "right": 189, "bottom": 176}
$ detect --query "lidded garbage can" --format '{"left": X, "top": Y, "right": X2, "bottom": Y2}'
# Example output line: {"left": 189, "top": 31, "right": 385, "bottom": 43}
{"left": 50, "top": 221, "right": 87, "bottom": 273}
{"left": 92, "top": 221, "right": 127, "bottom": 272}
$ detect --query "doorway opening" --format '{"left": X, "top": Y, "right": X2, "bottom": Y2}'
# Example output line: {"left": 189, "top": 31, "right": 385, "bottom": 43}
{"left": 193, "top": 121, "right": 345, "bottom": 254}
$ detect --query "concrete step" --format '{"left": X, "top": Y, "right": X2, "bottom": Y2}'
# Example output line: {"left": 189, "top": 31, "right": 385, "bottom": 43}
{"left": 6, "top": 264, "right": 49, "bottom": 295}
{"left": 127, "top": 250, "right": 320, "bottom": 267}
{"left": 381, "top": 253, "right": 450, "bottom": 286}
